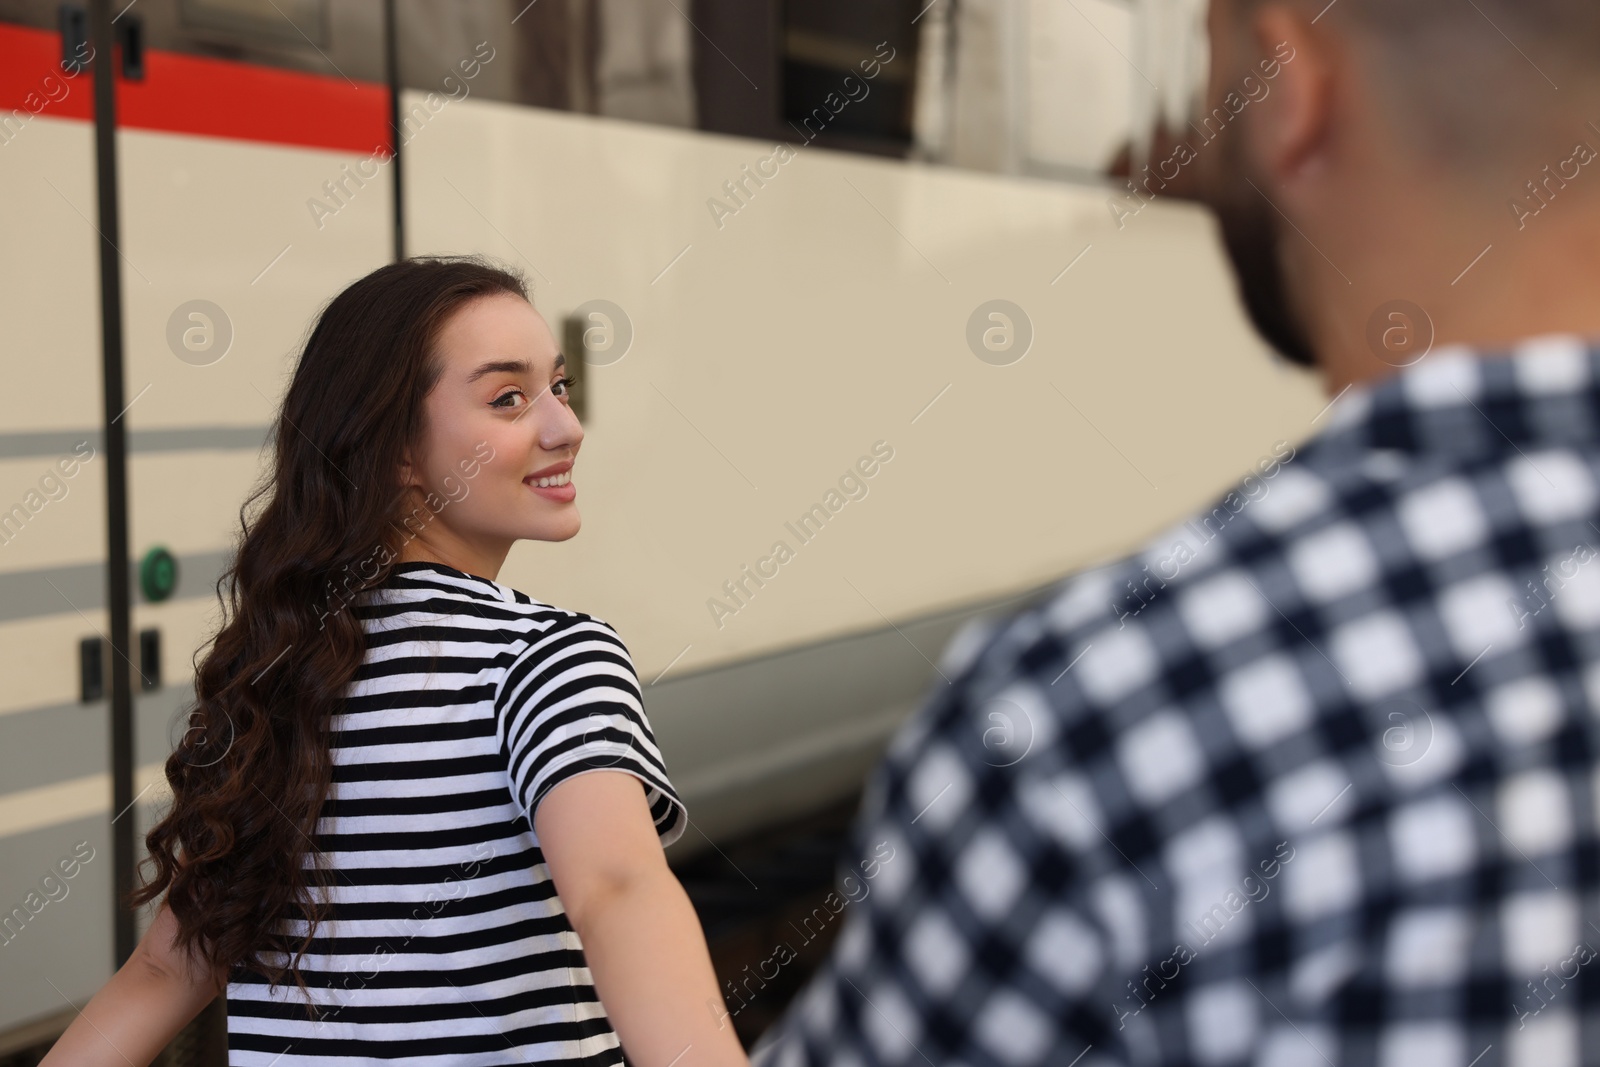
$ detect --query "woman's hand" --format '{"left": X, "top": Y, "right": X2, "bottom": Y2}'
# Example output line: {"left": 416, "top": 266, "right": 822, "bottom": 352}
{"left": 38, "top": 901, "right": 227, "bottom": 1067}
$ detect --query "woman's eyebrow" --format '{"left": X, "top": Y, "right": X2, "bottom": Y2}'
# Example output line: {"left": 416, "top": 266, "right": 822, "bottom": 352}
{"left": 465, "top": 358, "right": 532, "bottom": 383}
{"left": 465, "top": 354, "right": 566, "bottom": 383}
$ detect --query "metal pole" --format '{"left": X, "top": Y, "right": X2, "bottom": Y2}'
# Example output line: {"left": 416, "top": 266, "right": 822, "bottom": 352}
{"left": 385, "top": 0, "right": 405, "bottom": 261}
{"left": 88, "top": 0, "right": 136, "bottom": 967}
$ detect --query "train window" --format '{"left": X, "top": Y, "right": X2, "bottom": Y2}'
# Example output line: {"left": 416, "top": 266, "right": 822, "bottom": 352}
{"left": 0, "top": 0, "right": 1207, "bottom": 182}
{"left": 177, "top": 0, "right": 330, "bottom": 48}
{"left": 0, "top": 0, "right": 387, "bottom": 81}
{"left": 779, "top": 0, "right": 921, "bottom": 155}
{"left": 690, "top": 0, "right": 1208, "bottom": 182}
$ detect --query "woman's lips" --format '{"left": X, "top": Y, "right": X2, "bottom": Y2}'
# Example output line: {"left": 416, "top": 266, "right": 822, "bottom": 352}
{"left": 525, "top": 476, "right": 576, "bottom": 502}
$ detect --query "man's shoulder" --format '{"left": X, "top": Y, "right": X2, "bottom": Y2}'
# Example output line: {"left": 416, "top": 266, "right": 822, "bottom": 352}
{"left": 899, "top": 437, "right": 1456, "bottom": 760}
{"left": 934, "top": 459, "right": 1335, "bottom": 689}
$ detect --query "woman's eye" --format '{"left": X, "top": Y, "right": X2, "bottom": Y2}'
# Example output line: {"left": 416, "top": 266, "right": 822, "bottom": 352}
{"left": 553, "top": 376, "right": 577, "bottom": 400}
{"left": 491, "top": 389, "right": 525, "bottom": 409}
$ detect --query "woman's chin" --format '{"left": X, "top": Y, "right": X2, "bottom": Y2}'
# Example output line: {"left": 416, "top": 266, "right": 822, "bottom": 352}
{"left": 529, "top": 512, "right": 581, "bottom": 541}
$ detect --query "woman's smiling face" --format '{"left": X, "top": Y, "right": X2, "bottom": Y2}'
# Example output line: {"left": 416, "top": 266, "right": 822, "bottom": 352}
{"left": 396, "top": 291, "right": 583, "bottom": 578}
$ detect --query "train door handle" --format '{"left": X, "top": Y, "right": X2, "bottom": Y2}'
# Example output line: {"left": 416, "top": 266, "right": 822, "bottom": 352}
{"left": 79, "top": 631, "right": 160, "bottom": 698}
{"left": 115, "top": 13, "right": 144, "bottom": 81}
{"left": 562, "top": 313, "right": 590, "bottom": 423}
{"left": 138, "top": 627, "right": 161, "bottom": 690}
{"left": 80, "top": 635, "right": 105, "bottom": 702}
{"left": 58, "top": 4, "right": 144, "bottom": 80}
{"left": 59, "top": 3, "right": 88, "bottom": 72}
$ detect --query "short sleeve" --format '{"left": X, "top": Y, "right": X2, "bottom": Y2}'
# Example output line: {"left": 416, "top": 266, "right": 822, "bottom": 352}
{"left": 494, "top": 613, "right": 688, "bottom": 848}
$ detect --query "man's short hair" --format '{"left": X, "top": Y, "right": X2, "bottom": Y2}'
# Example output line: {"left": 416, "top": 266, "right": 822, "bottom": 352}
{"left": 1231, "top": 0, "right": 1600, "bottom": 165}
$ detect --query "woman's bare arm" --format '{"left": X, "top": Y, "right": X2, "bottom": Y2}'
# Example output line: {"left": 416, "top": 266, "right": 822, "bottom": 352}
{"left": 38, "top": 901, "right": 227, "bottom": 1067}
{"left": 536, "top": 771, "right": 751, "bottom": 1067}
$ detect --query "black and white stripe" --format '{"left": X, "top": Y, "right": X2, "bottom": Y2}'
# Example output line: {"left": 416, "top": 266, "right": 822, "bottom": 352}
{"left": 226, "top": 560, "right": 686, "bottom": 1066}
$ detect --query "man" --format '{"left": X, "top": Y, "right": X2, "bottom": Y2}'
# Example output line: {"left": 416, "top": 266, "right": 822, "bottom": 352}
{"left": 750, "top": 0, "right": 1600, "bottom": 1064}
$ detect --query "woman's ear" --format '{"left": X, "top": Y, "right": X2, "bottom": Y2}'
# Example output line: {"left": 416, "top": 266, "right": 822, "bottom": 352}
{"left": 397, "top": 445, "right": 419, "bottom": 491}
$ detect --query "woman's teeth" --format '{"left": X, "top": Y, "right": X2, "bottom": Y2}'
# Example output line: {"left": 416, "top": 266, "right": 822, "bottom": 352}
{"left": 530, "top": 471, "right": 571, "bottom": 487}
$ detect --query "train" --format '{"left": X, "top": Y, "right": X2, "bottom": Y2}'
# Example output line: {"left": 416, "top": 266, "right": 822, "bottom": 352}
{"left": 0, "top": 0, "right": 1322, "bottom": 1053}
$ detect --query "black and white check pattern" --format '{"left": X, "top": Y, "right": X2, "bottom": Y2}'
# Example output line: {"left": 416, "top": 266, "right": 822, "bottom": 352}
{"left": 751, "top": 334, "right": 1600, "bottom": 1067}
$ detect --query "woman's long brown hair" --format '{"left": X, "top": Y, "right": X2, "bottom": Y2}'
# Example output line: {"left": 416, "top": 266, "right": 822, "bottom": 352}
{"left": 129, "top": 254, "right": 531, "bottom": 1013}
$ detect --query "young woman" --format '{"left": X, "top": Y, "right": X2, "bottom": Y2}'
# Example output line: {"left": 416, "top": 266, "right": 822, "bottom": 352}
{"left": 40, "top": 256, "right": 750, "bottom": 1067}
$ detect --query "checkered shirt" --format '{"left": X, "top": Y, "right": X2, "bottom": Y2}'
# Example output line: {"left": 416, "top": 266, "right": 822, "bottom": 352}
{"left": 749, "top": 334, "right": 1600, "bottom": 1067}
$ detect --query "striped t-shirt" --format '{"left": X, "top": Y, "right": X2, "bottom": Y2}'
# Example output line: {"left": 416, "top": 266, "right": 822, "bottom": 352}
{"left": 225, "top": 559, "right": 688, "bottom": 1066}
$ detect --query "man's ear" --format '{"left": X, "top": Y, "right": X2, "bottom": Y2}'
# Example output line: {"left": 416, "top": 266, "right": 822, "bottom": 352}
{"left": 1245, "top": 5, "right": 1334, "bottom": 183}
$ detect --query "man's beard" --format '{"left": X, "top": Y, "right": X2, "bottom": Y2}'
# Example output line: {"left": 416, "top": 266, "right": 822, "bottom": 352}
{"left": 1197, "top": 134, "right": 1320, "bottom": 370}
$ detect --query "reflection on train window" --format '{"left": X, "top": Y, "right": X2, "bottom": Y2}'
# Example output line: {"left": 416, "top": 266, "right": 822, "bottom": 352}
{"left": 910, "top": 0, "right": 1208, "bottom": 182}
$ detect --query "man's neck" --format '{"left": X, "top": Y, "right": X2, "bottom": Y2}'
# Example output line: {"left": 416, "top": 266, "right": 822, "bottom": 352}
{"left": 1309, "top": 207, "right": 1600, "bottom": 397}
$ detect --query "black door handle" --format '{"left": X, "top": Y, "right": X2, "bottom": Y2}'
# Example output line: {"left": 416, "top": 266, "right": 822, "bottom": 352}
{"left": 116, "top": 13, "right": 143, "bottom": 81}
{"left": 59, "top": 4, "right": 143, "bottom": 80}
{"left": 138, "top": 627, "right": 161, "bottom": 690}
{"left": 59, "top": 3, "right": 88, "bottom": 73}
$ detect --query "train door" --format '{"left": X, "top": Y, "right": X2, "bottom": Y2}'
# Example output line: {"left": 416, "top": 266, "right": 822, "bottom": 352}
{"left": 112, "top": 0, "right": 393, "bottom": 969}
{"left": 0, "top": 0, "right": 393, "bottom": 1050}
{"left": 0, "top": 9, "right": 119, "bottom": 1050}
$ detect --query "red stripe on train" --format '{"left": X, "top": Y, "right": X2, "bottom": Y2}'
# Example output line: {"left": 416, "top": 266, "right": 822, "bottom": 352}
{"left": 0, "top": 22, "right": 389, "bottom": 154}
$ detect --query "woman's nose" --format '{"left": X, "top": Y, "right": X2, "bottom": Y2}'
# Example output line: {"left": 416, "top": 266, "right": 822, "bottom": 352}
{"left": 542, "top": 391, "right": 583, "bottom": 448}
